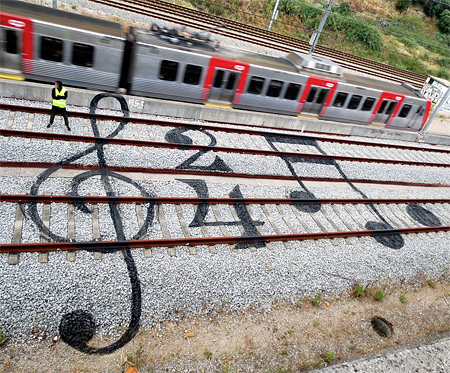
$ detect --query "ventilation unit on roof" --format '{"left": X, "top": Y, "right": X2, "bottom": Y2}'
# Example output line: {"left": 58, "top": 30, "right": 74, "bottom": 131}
{"left": 287, "top": 52, "right": 343, "bottom": 77}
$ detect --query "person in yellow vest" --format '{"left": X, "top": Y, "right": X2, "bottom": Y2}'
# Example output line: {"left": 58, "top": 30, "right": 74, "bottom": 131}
{"left": 47, "top": 80, "right": 70, "bottom": 131}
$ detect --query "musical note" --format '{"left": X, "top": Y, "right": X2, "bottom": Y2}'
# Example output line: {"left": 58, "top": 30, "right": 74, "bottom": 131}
{"left": 27, "top": 93, "right": 156, "bottom": 354}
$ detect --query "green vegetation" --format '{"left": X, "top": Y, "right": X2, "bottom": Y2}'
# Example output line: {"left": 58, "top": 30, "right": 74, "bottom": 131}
{"left": 204, "top": 347, "right": 213, "bottom": 358}
{"left": 322, "top": 351, "right": 335, "bottom": 363}
{"left": 185, "top": 0, "right": 450, "bottom": 76}
{"left": 374, "top": 290, "right": 386, "bottom": 301}
{"left": 428, "top": 279, "right": 437, "bottom": 288}
{"left": 312, "top": 294, "right": 323, "bottom": 307}
{"left": 400, "top": 294, "right": 407, "bottom": 303}
{"left": 353, "top": 284, "right": 366, "bottom": 298}
{"left": 0, "top": 328, "right": 8, "bottom": 346}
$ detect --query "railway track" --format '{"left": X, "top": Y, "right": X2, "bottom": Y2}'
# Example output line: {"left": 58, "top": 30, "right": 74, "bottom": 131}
{"left": 1, "top": 195, "right": 450, "bottom": 258}
{"left": 1, "top": 100, "right": 450, "bottom": 265}
{"left": 88, "top": 0, "right": 427, "bottom": 88}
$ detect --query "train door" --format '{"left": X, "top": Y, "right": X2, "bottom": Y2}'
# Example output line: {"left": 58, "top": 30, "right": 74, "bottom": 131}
{"left": 0, "top": 27, "right": 22, "bottom": 73}
{"left": 372, "top": 99, "right": 398, "bottom": 124}
{"left": 202, "top": 57, "right": 250, "bottom": 106}
{"left": 208, "top": 69, "right": 240, "bottom": 103}
{"left": 369, "top": 92, "right": 405, "bottom": 126}
{"left": 297, "top": 77, "right": 337, "bottom": 116}
{"left": 302, "top": 86, "right": 330, "bottom": 114}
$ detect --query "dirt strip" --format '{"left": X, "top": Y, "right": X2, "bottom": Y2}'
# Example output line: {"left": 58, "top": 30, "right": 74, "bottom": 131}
{"left": 1, "top": 277, "right": 449, "bottom": 372}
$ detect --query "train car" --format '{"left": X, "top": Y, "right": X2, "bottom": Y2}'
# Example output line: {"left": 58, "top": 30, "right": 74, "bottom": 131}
{"left": 127, "top": 25, "right": 431, "bottom": 130}
{"left": 1, "top": 0, "right": 431, "bottom": 131}
{"left": 0, "top": 0, "right": 126, "bottom": 91}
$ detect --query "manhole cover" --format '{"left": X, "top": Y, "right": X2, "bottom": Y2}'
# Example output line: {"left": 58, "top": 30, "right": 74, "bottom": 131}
{"left": 371, "top": 316, "right": 394, "bottom": 338}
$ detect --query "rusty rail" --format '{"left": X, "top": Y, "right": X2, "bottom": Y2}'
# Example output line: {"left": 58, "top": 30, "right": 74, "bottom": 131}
{"left": 1, "top": 226, "right": 449, "bottom": 253}
{"left": 2, "top": 129, "right": 448, "bottom": 168}
{"left": 2, "top": 194, "right": 450, "bottom": 205}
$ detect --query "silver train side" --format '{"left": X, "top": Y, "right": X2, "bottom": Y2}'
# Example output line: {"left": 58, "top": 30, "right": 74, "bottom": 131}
{"left": 0, "top": 0, "right": 431, "bottom": 131}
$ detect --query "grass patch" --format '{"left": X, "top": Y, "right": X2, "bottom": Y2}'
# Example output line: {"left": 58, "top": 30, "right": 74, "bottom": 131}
{"left": 400, "top": 294, "right": 407, "bottom": 303}
{"left": 322, "top": 351, "right": 335, "bottom": 364}
{"left": 312, "top": 295, "right": 323, "bottom": 307}
{"left": 0, "top": 328, "right": 8, "bottom": 346}
{"left": 204, "top": 347, "right": 213, "bottom": 358}
{"left": 427, "top": 279, "right": 437, "bottom": 289}
{"left": 374, "top": 290, "right": 386, "bottom": 301}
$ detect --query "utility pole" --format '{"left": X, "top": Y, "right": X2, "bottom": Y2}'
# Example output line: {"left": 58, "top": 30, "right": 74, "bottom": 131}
{"left": 419, "top": 86, "right": 450, "bottom": 135}
{"left": 309, "top": 0, "right": 333, "bottom": 55}
{"left": 268, "top": 0, "right": 280, "bottom": 31}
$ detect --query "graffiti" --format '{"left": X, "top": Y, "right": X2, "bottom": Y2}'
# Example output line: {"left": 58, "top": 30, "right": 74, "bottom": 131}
{"left": 179, "top": 179, "right": 265, "bottom": 249}
{"left": 265, "top": 135, "right": 405, "bottom": 249}
{"left": 27, "top": 93, "right": 156, "bottom": 354}
{"left": 165, "top": 127, "right": 232, "bottom": 172}
{"left": 406, "top": 204, "right": 441, "bottom": 227}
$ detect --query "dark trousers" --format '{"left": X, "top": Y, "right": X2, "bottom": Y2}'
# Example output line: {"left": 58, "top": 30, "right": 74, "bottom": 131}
{"left": 49, "top": 106, "right": 69, "bottom": 127}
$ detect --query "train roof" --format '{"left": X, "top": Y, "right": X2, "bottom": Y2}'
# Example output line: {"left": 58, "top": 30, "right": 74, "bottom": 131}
{"left": 132, "top": 26, "right": 420, "bottom": 97}
{"left": 2, "top": 0, "right": 124, "bottom": 38}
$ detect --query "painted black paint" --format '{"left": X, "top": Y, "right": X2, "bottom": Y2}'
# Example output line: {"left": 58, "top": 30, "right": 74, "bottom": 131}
{"left": 165, "top": 127, "right": 232, "bottom": 172}
{"left": 179, "top": 179, "right": 265, "bottom": 249}
{"left": 265, "top": 135, "right": 404, "bottom": 249}
{"left": 27, "top": 93, "right": 156, "bottom": 354}
{"left": 406, "top": 204, "right": 441, "bottom": 227}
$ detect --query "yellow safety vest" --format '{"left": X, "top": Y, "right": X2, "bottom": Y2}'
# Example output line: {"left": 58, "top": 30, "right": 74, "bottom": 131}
{"left": 53, "top": 87, "right": 67, "bottom": 108}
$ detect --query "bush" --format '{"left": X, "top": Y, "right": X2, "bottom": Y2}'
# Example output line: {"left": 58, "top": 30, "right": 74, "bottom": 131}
{"left": 335, "top": 2, "right": 352, "bottom": 16}
{"left": 438, "top": 9, "right": 450, "bottom": 33}
{"left": 396, "top": 0, "right": 411, "bottom": 12}
{"left": 424, "top": 0, "right": 450, "bottom": 19}
{"left": 345, "top": 18, "right": 383, "bottom": 51}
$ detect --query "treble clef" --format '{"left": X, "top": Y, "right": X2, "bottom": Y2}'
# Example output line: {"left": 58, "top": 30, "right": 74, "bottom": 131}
{"left": 27, "top": 93, "right": 156, "bottom": 354}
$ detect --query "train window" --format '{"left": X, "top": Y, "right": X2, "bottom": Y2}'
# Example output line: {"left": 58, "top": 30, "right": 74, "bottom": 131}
{"left": 377, "top": 100, "right": 388, "bottom": 113}
{"left": 306, "top": 87, "right": 318, "bottom": 102}
{"left": 361, "top": 97, "right": 375, "bottom": 111}
{"left": 226, "top": 73, "right": 237, "bottom": 90}
{"left": 332, "top": 92, "right": 348, "bottom": 107}
{"left": 213, "top": 70, "right": 224, "bottom": 87}
{"left": 398, "top": 104, "right": 412, "bottom": 118}
{"left": 247, "top": 77, "right": 265, "bottom": 94}
{"left": 183, "top": 64, "right": 202, "bottom": 85}
{"left": 5, "top": 30, "right": 18, "bottom": 54}
{"left": 72, "top": 43, "right": 94, "bottom": 67}
{"left": 316, "top": 89, "right": 328, "bottom": 104}
{"left": 266, "top": 80, "right": 283, "bottom": 97}
{"left": 347, "top": 95, "right": 362, "bottom": 110}
{"left": 284, "top": 83, "right": 301, "bottom": 100}
{"left": 159, "top": 60, "right": 179, "bottom": 81}
{"left": 40, "top": 37, "right": 63, "bottom": 62}
{"left": 386, "top": 101, "right": 397, "bottom": 115}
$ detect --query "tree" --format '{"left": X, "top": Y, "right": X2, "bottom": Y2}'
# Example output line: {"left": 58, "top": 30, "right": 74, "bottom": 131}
{"left": 424, "top": 0, "right": 450, "bottom": 19}
{"left": 439, "top": 9, "right": 450, "bottom": 33}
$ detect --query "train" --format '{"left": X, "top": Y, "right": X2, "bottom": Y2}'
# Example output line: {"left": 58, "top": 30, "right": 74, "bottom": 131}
{"left": 1, "top": 0, "right": 431, "bottom": 131}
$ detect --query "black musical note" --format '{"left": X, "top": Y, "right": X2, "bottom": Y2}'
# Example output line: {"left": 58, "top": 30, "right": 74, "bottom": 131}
{"left": 27, "top": 93, "right": 156, "bottom": 354}
{"left": 265, "top": 135, "right": 405, "bottom": 249}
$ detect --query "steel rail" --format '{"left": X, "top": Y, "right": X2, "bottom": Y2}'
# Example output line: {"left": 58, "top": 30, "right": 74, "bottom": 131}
{"left": 90, "top": 0, "right": 426, "bottom": 87}
{"left": 1, "top": 225, "right": 449, "bottom": 253}
{"left": 2, "top": 129, "right": 448, "bottom": 168}
{"left": 2, "top": 194, "right": 449, "bottom": 205}
{"left": 2, "top": 104, "right": 449, "bottom": 154}
{"left": 2, "top": 161, "right": 449, "bottom": 188}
